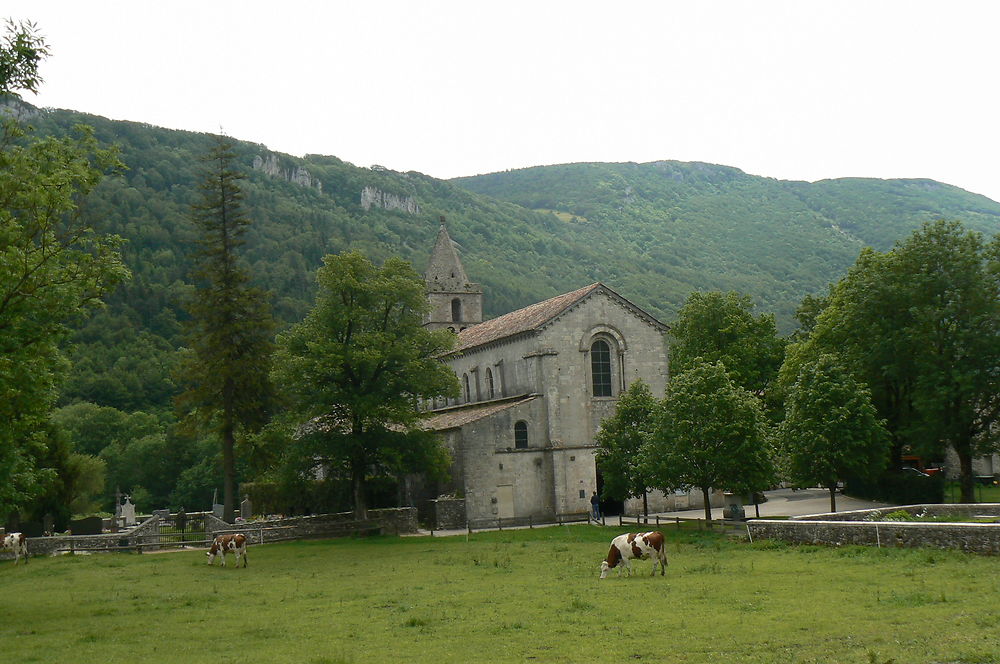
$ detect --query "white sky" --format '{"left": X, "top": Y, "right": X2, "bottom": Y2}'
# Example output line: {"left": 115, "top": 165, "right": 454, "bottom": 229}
{"left": 16, "top": 1, "right": 1000, "bottom": 203}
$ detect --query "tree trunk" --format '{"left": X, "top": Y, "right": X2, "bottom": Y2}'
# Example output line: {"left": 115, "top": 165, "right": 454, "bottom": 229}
{"left": 958, "top": 448, "right": 976, "bottom": 503}
{"left": 702, "top": 486, "right": 712, "bottom": 522}
{"left": 222, "top": 420, "right": 236, "bottom": 524}
{"left": 642, "top": 491, "right": 648, "bottom": 519}
{"left": 828, "top": 484, "right": 837, "bottom": 513}
{"left": 352, "top": 464, "right": 368, "bottom": 520}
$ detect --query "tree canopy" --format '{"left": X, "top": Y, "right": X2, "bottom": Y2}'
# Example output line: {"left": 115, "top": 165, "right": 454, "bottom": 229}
{"left": 271, "top": 251, "right": 458, "bottom": 518}
{"left": 176, "top": 136, "right": 275, "bottom": 523}
{"left": 668, "top": 291, "right": 785, "bottom": 418}
{"left": 778, "top": 353, "right": 889, "bottom": 511}
{"left": 594, "top": 379, "right": 658, "bottom": 515}
{"left": 645, "top": 359, "right": 774, "bottom": 520}
{"left": 0, "top": 22, "right": 128, "bottom": 516}
{"left": 787, "top": 220, "right": 1000, "bottom": 501}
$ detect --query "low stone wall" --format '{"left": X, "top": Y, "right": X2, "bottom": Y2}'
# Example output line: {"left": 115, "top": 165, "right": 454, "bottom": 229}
{"left": 205, "top": 507, "right": 419, "bottom": 544}
{"left": 748, "top": 503, "right": 1000, "bottom": 554}
{"left": 429, "top": 498, "right": 467, "bottom": 530}
{"left": 3, "top": 515, "right": 162, "bottom": 560}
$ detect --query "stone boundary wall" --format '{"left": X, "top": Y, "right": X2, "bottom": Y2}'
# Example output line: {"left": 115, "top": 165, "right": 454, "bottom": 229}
{"left": 794, "top": 503, "right": 1000, "bottom": 522}
{"left": 205, "top": 508, "right": 418, "bottom": 544}
{"left": 3, "top": 515, "right": 162, "bottom": 560}
{"left": 429, "top": 498, "right": 467, "bottom": 530}
{"left": 748, "top": 503, "right": 1000, "bottom": 554}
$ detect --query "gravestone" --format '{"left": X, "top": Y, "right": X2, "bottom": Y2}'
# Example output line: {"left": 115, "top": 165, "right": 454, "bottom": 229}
{"left": 120, "top": 495, "right": 137, "bottom": 527}
{"left": 240, "top": 497, "right": 252, "bottom": 520}
{"left": 69, "top": 516, "right": 103, "bottom": 536}
{"left": 213, "top": 504, "right": 224, "bottom": 519}
{"left": 152, "top": 509, "right": 170, "bottom": 520}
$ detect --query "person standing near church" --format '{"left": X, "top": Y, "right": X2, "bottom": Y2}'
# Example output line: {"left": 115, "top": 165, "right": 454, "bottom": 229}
{"left": 591, "top": 491, "right": 601, "bottom": 521}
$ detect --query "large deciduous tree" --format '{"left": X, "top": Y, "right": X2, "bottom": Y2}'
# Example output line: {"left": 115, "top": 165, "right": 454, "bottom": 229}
{"left": 669, "top": 291, "right": 785, "bottom": 416}
{"left": 645, "top": 359, "right": 774, "bottom": 521}
{"left": 0, "top": 21, "right": 129, "bottom": 516}
{"left": 788, "top": 220, "right": 1000, "bottom": 502}
{"left": 272, "top": 251, "right": 459, "bottom": 519}
{"left": 595, "top": 379, "right": 658, "bottom": 517}
{"left": 176, "top": 136, "right": 275, "bottom": 523}
{"left": 778, "top": 354, "right": 889, "bottom": 512}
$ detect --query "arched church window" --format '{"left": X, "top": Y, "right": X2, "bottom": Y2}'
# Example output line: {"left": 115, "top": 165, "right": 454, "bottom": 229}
{"left": 451, "top": 298, "right": 462, "bottom": 322}
{"left": 591, "top": 339, "right": 613, "bottom": 397}
{"left": 463, "top": 374, "right": 471, "bottom": 402}
{"left": 485, "top": 368, "right": 495, "bottom": 399}
{"left": 514, "top": 421, "right": 528, "bottom": 449}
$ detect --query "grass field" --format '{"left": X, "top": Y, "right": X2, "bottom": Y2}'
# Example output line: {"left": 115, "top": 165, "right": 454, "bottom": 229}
{"left": 2, "top": 525, "right": 999, "bottom": 664}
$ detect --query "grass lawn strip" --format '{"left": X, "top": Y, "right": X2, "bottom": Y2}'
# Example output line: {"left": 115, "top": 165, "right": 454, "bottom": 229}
{"left": 1, "top": 526, "right": 998, "bottom": 664}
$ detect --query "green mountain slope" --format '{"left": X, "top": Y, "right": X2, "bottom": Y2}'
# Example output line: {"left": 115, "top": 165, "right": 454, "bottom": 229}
{"left": 21, "top": 106, "right": 1000, "bottom": 415}
{"left": 453, "top": 161, "right": 1000, "bottom": 329}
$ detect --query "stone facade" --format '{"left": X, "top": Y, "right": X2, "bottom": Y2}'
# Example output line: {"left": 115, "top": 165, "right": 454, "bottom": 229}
{"left": 420, "top": 224, "right": 701, "bottom": 528}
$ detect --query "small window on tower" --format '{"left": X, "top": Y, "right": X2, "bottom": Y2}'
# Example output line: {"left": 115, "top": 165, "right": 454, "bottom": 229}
{"left": 451, "top": 298, "right": 462, "bottom": 322}
{"left": 514, "top": 421, "right": 528, "bottom": 449}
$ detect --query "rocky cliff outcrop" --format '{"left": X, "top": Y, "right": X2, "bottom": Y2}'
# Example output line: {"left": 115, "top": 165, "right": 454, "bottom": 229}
{"left": 253, "top": 154, "right": 323, "bottom": 193}
{"left": 360, "top": 185, "right": 421, "bottom": 214}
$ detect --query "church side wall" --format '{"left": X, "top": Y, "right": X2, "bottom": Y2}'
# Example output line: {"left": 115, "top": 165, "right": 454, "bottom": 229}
{"left": 456, "top": 399, "right": 555, "bottom": 524}
{"left": 447, "top": 336, "right": 541, "bottom": 402}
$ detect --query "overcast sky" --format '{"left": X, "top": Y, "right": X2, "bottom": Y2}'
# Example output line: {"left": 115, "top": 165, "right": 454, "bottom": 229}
{"left": 18, "top": 1, "right": 1000, "bottom": 203}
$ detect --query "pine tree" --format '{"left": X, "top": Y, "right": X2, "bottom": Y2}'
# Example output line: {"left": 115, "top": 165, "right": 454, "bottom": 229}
{"left": 177, "top": 136, "right": 274, "bottom": 523}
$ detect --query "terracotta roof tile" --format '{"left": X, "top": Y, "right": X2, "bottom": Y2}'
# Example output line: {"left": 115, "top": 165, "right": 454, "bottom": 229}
{"left": 452, "top": 283, "right": 602, "bottom": 353}
{"left": 421, "top": 396, "right": 538, "bottom": 431}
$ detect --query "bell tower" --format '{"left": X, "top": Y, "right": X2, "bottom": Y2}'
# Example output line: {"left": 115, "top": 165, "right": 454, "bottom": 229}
{"left": 424, "top": 217, "right": 483, "bottom": 332}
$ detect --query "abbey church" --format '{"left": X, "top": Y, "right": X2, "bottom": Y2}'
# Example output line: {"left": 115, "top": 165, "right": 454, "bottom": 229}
{"left": 419, "top": 223, "right": 711, "bottom": 528}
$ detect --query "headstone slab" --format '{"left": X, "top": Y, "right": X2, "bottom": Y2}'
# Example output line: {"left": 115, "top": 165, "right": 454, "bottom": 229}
{"left": 240, "top": 497, "right": 252, "bottom": 520}
{"left": 120, "top": 496, "right": 137, "bottom": 527}
{"left": 152, "top": 509, "right": 170, "bottom": 520}
{"left": 69, "top": 516, "right": 104, "bottom": 536}
{"left": 213, "top": 504, "right": 225, "bottom": 519}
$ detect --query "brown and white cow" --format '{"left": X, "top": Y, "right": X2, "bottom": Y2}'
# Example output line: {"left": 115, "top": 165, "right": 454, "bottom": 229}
{"left": 599, "top": 531, "right": 667, "bottom": 579}
{"left": 206, "top": 533, "right": 248, "bottom": 567}
{"left": 2, "top": 532, "right": 28, "bottom": 565}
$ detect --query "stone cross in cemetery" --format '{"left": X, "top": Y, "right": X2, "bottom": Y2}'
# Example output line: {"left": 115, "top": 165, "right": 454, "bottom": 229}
{"left": 120, "top": 494, "right": 137, "bottom": 527}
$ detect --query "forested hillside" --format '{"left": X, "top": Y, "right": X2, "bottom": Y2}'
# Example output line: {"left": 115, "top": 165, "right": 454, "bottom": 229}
{"left": 23, "top": 103, "right": 1000, "bottom": 420}
{"left": 454, "top": 161, "right": 1000, "bottom": 327}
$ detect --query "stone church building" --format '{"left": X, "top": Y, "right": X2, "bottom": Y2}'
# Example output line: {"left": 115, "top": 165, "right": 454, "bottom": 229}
{"left": 420, "top": 223, "right": 708, "bottom": 528}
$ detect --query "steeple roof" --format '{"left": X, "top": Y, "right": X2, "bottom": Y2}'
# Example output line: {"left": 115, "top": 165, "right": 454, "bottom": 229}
{"left": 424, "top": 220, "right": 473, "bottom": 293}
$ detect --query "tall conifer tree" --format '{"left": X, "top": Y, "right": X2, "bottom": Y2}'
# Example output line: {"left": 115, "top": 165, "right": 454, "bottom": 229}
{"left": 177, "top": 136, "right": 274, "bottom": 523}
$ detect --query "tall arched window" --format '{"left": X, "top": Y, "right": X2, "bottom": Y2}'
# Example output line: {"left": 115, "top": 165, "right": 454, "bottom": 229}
{"left": 451, "top": 298, "right": 462, "bottom": 322}
{"left": 485, "top": 368, "right": 495, "bottom": 399}
{"left": 514, "top": 421, "right": 528, "bottom": 449}
{"left": 463, "top": 374, "right": 471, "bottom": 402}
{"left": 591, "top": 339, "right": 613, "bottom": 397}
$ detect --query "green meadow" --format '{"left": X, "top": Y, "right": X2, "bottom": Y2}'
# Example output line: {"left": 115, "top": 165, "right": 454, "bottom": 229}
{"left": 2, "top": 526, "right": 999, "bottom": 664}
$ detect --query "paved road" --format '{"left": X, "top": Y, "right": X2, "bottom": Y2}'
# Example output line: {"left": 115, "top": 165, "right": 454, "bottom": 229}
{"left": 413, "top": 488, "right": 893, "bottom": 537}
{"left": 652, "top": 487, "right": 891, "bottom": 520}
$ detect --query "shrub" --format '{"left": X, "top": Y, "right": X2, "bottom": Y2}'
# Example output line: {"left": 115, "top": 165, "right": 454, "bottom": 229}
{"left": 846, "top": 471, "right": 944, "bottom": 505}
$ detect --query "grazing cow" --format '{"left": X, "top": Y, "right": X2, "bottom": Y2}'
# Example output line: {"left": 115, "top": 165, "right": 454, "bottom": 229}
{"left": 2, "top": 532, "right": 28, "bottom": 565}
{"left": 599, "top": 531, "right": 667, "bottom": 579}
{"left": 206, "top": 533, "right": 248, "bottom": 568}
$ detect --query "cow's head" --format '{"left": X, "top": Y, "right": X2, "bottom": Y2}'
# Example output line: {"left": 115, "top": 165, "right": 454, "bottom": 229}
{"left": 599, "top": 561, "right": 611, "bottom": 579}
